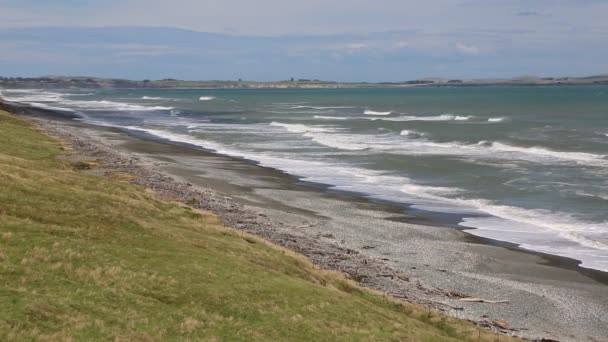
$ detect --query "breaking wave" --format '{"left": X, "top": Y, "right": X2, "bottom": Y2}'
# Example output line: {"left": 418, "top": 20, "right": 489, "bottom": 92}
{"left": 314, "top": 115, "right": 349, "bottom": 120}
{"left": 400, "top": 130, "right": 426, "bottom": 139}
{"left": 364, "top": 110, "right": 392, "bottom": 115}
{"left": 488, "top": 117, "right": 505, "bottom": 122}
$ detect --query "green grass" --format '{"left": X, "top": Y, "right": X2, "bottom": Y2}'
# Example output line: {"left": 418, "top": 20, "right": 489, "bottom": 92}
{"left": 0, "top": 110, "right": 519, "bottom": 341}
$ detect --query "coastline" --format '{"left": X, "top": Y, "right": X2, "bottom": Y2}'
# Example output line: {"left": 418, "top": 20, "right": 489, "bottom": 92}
{"left": 5, "top": 101, "right": 608, "bottom": 341}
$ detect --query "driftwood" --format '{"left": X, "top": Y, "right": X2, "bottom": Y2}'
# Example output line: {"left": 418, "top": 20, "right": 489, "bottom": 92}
{"left": 459, "top": 297, "right": 509, "bottom": 304}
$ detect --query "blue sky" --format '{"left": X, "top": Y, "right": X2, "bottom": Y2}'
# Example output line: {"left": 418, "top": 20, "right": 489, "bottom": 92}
{"left": 0, "top": 0, "right": 606, "bottom": 81}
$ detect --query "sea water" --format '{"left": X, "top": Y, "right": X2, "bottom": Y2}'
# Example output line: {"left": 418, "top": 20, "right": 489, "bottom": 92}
{"left": 3, "top": 86, "right": 607, "bottom": 271}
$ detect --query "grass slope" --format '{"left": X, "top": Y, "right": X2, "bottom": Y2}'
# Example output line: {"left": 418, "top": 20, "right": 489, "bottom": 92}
{"left": 0, "top": 110, "right": 519, "bottom": 341}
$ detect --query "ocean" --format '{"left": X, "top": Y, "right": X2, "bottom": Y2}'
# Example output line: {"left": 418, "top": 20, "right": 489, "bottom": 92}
{"left": 3, "top": 86, "right": 607, "bottom": 272}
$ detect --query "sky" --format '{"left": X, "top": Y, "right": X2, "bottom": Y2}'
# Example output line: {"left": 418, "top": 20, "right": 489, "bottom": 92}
{"left": 0, "top": 0, "right": 607, "bottom": 81}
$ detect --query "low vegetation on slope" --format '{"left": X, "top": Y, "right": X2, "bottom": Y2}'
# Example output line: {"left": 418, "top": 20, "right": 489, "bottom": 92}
{"left": 0, "top": 110, "right": 518, "bottom": 341}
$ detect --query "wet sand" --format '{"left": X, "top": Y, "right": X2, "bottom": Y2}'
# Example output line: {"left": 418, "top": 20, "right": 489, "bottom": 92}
{"left": 8, "top": 102, "right": 608, "bottom": 342}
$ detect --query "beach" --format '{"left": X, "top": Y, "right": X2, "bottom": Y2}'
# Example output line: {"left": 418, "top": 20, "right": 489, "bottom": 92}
{"left": 8, "top": 101, "right": 607, "bottom": 342}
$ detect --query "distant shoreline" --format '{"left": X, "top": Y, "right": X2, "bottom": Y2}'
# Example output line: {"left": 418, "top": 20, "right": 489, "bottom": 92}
{"left": 1, "top": 75, "right": 608, "bottom": 90}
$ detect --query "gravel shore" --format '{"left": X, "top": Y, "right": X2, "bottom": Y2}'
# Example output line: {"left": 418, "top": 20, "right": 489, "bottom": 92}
{"left": 10, "top": 104, "right": 608, "bottom": 342}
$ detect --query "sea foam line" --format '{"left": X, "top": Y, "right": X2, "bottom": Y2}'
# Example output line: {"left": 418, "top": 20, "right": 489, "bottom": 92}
{"left": 372, "top": 114, "right": 464, "bottom": 121}
{"left": 364, "top": 110, "right": 392, "bottom": 115}
{"left": 314, "top": 115, "right": 349, "bottom": 120}
{"left": 488, "top": 117, "right": 505, "bottom": 122}
{"left": 292, "top": 105, "right": 356, "bottom": 110}
{"left": 271, "top": 122, "right": 607, "bottom": 166}
{"left": 269, "top": 121, "right": 337, "bottom": 134}
{"left": 2, "top": 90, "right": 174, "bottom": 112}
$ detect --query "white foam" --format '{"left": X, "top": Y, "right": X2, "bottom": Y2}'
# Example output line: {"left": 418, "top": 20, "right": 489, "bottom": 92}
{"left": 269, "top": 123, "right": 607, "bottom": 167}
{"left": 74, "top": 100, "right": 173, "bottom": 111}
{"left": 457, "top": 204, "right": 608, "bottom": 272}
{"left": 305, "top": 133, "right": 368, "bottom": 151}
{"left": 142, "top": 96, "right": 165, "bottom": 100}
{"left": 293, "top": 105, "right": 355, "bottom": 110}
{"left": 314, "top": 115, "right": 349, "bottom": 120}
{"left": 275, "top": 124, "right": 608, "bottom": 167}
{"left": 455, "top": 115, "right": 473, "bottom": 121}
{"left": 387, "top": 139, "right": 606, "bottom": 167}
{"left": 488, "top": 117, "right": 505, "bottom": 122}
{"left": 487, "top": 142, "right": 606, "bottom": 165}
{"left": 576, "top": 192, "right": 608, "bottom": 201}
{"left": 199, "top": 96, "right": 215, "bottom": 101}
{"left": 400, "top": 130, "right": 426, "bottom": 139}
{"left": 373, "top": 114, "right": 456, "bottom": 121}
{"left": 1, "top": 92, "right": 64, "bottom": 103}
{"left": 2, "top": 90, "right": 173, "bottom": 112}
{"left": 396, "top": 180, "right": 608, "bottom": 272}
{"left": 269, "top": 121, "right": 336, "bottom": 134}
{"left": 364, "top": 110, "right": 392, "bottom": 116}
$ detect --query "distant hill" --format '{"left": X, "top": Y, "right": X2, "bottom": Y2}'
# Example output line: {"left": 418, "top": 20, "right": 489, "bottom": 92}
{"left": 1, "top": 75, "right": 607, "bottom": 89}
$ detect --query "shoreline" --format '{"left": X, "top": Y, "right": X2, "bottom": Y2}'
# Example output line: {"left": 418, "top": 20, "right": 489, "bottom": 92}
{"left": 107, "top": 128, "right": 608, "bottom": 286}
{"left": 4, "top": 100, "right": 608, "bottom": 341}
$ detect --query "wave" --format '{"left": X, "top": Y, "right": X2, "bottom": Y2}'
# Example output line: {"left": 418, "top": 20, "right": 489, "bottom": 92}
{"left": 406, "top": 140, "right": 607, "bottom": 166}
{"left": 2, "top": 90, "right": 174, "bottom": 112}
{"left": 371, "top": 114, "right": 500, "bottom": 122}
{"left": 1, "top": 92, "right": 64, "bottom": 103}
{"left": 306, "top": 134, "right": 369, "bottom": 151}
{"left": 395, "top": 179, "right": 608, "bottom": 272}
{"left": 364, "top": 110, "right": 392, "bottom": 116}
{"left": 400, "top": 130, "right": 426, "bottom": 139}
{"left": 456, "top": 202, "right": 608, "bottom": 272}
{"left": 314, "top": 115, "right": 349, "bottom": 120}
{"left": 199, "top": 96, "right": 215, "bottom": 101}
{"left": 372, "top": 114, "right": 457, "bottom": 121}
{"left": 142, "top": 96, "right": 165, "bottom": 100}
{"left": 274, "top": 125, "right": 607, "bottom": 166}
{"left": 482, "top": 142, "right": 606, "bottom": 165}
{"left": 270, "top": 121, "right": 336, "bottom": 134}
{"left": 271, "top": 119, "right": 606, "bottom": 166}
{"left": 488, "top": 117, "right": 505, "bottom": 122}
{"left": 292, "top": 105, "right": 355, "bottom": 110}
{"left": 574, "top": 191, "right": 608, "bottom": 201}
{"left": 65, "top": 93, "right": 95, "bottom": 96}
{"left": 72, "top": 100, "right": 173, "bottom": 111}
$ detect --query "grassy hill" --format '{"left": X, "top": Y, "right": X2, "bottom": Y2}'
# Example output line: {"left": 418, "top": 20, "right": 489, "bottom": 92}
{"left": 0, "top": 109, "right": 519, "bottom": 341}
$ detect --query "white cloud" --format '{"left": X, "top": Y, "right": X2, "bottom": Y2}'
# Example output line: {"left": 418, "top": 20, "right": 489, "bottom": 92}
{"left": 0, "top": 0, "right": 607, "bottom": 79}
{"left": 346, "top": 42, "right": 368, "bottom": 50}
{"left": 455, "top": 43, "right": 480, "bottom": 55}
